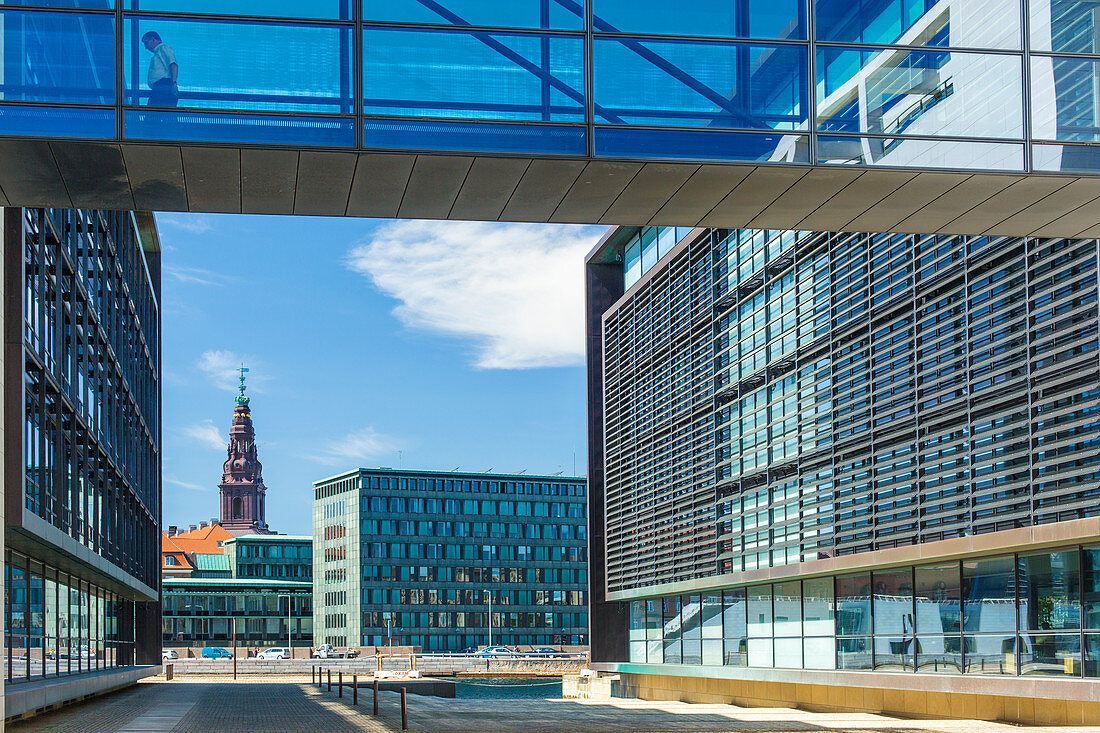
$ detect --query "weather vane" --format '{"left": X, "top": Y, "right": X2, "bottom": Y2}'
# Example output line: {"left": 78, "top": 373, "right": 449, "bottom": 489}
{"left": 236, "top": 365, "right": 250, "bottom": 406}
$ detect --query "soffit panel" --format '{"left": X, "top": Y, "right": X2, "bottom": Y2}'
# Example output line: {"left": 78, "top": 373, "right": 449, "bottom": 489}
{"left": 986, "top": 178, "right": 1100, "bottom": 236}
{"left": 295, "top": 151, "right": 357, "bottom": 216}
{"left": 241, "top": 148, "right": 297, "bottom": 215}
{"left": 748, "top": 168, "right": 864, "bottom": 230}
{"left": 940, "top": 176, "right": 1072, "bottom": 234}
{"left": 450, "top": 157, "right": 531, "bottom": 221}
{"left": 122, "top": 144, "right": 188, "bottom": 212}
{"left": 649, "top": 165, "right": 754, "bottom": 226}
{"left": 794, "top": 169, "right": 916, "bottom": 232}
{"left": 843, "top": 172, "right": 972, "bottom": 233}
{"left": 182, "top": 147, "right": 241, "bottom": 214}
{"left": 397, "top": 155, "right": 473, "bottom": 220}
{"left": 0, "top": 140, "right": 72, "bottom": 207}
{"left": 499, "top": 158, "right": 587, "bottom": 222}
{"left": 51, "top": 142, "right": 134, "bottom": 211}
{"left": 600, "top": 163, "right": 699, "bottom": 225}
{"left": 346, "top": 153, "right": 416, "bottom": 218}
{"left": 700, "top": 167, "right": 809, "bottom": 227}
{"left": 551, "top": 161, "right": 644, "bottom": 223}
{"left": 893, "top": 174, "right": 1023, "bottom": 232}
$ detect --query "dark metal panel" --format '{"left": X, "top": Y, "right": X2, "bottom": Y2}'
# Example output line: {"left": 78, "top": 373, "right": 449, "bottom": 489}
{"left": 843, "top": 172, "right": 972, "bottom": 233}
{"left": 600, "top": 163, "right": 699, "bottom": 225}
{"left": 0, "top": 178, "right": 9, "bottom": 206}
{"left": 346, "top": 153, "right": 416, "bottom": 218}
{"left": 748, "top": 168, "right": 864, "bottom": 230}
{"left": 397, "top": 155, "right": 473, "bottom": 220}
{"left": 940, "top": 176, "right": 1072, "bottom": 234}
{"left": 894, "top": 174, "right": 1022, "bottom": 232}
{"left": 794, "top": 169, "right": 916, "bottom": 232}
{"left": 0, "top": 140, "right": 72, "bottom": 207}
{"left": 122, "top": 144, "right": 188, "bottom": 212}
{"left": 986, "top": 178, "right": 1100, "bottom": 236}
{"left": 649, "top": 165, "right": 754, "bottom": 226}
{"left": 500, "top": 159, "right": 586, "bottom": 222}
{"left": 295, "top": 151, "right": 357, "bottom": 216}
{"left": 450, "top": 157, "right": 531, "bottom": 221}
{"left": 181, "top": 147, "right": 241, "bottom": 213}
{"left": 241, "top": 149, "right": 297, "bottom": 215}
{"left": 550, "top": 161, "right": 643, "bottom": 223}
{"left": 51, "top": 142, "right": 134, "bottom": 210}
{"left": 699, "top": 166, "right": 808, "bottom": 228}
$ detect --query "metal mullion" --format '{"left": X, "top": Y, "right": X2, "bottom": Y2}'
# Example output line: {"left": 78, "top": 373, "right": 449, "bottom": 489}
{"left": 361, "top": 18, "right": 584, "bottom": 37}
{"left": 812, "top": 39, "right": 1027, "bottom": 57}
{"left": 123, "top": 8, "right": 357, "bottom": 26}
{"left": 355, "top": 0, "right": 363, "bottom": 149}
{"left": 584, "top": 0, "right": 593, "bottom": 156}
{"left": 1021, "top": 0, "right": 1033, "bottom": 173}
{"left": 807, "top": 0, "right": 817, "bottom": 165}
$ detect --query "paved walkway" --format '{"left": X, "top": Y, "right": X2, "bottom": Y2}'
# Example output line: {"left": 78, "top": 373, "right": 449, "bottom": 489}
{"left": 10, "top": 678, "right": 1100, "bottom": 733}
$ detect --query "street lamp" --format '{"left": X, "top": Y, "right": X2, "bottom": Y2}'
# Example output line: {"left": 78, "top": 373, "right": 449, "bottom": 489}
{"left": 277, "top": 594, "right": 292, "bottom": 657}
{"left": 484, "top": 589, "right": 492, "bottom": 647}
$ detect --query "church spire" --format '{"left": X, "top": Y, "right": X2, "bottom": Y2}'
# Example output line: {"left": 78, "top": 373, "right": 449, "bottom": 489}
{"left": 218, "top": 365, "right": 269, "bottom": 534}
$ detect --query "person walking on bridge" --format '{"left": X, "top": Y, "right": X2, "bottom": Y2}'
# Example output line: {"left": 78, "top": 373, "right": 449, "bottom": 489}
{"left": 142, "top": 31, "right": 179, "bottom": 107}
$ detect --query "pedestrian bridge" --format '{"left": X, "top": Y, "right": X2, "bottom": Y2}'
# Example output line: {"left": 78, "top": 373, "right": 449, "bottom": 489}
{"left": 2, "top": 0, "right": 1099, "bottom": 235}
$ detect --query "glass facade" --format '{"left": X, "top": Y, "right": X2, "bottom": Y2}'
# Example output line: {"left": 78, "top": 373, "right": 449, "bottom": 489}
{"left": 630, "top": 545, "right": 1100, "bottom": 677}
{"left": 313, "top": 469, "right": 588, "bottom": 650}
{"left": 161, "top": 579, "right": 313, "bottom": 647}
{"left": 226, "top": 536, "right": 312, "bottom": 580}
{"left": 0, "top": 0, "right": 1095, "bottom": 171}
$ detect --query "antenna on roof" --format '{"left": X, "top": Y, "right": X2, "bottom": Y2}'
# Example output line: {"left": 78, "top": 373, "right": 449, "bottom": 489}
{"left": 483, "top": 468, "right": 493, "bottom": 473}
{"left": 551, "top": 470, "right": 563, "bottom": 476}
{"left": 516, "top": 469, "right": 527, "bottom": 474}
{"left": 451, "top": 466, "right": 461, "bottom": 472}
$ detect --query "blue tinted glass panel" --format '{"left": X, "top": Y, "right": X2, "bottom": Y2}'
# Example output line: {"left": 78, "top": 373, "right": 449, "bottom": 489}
{"left": 0, "top": 104, "right": 114, "bottom": 138}
{"left": 0, "top": 10, "right": 114, "bottom": 104}
{"left": 1033, "top": 143, "right": 1100, "bottom": 173}
{"left": 364, "top": 0, "right": 581, "bottom": 30}
{"left": 363, "top": 28, "right": 584, "bottom": 122}
{"left": 1032, "top": 56, "right": 1100, "bottom": 143}
{"left": 816, "top": 0, "right": 1020, "bottom": 49}
{"left": 594, "top": 39, "right": 807, "bottom": 129}
{"left": 817, "top": 47, "right": 1023, "bottom": 139}
{"left": 364, "top": 119, "right": 585, "bottom": 154}
{"left": 595, "top": 127, "right": 809, "bottom": 162}
{"left": 1030, "top": 0, "right": 1098, "bottom": 53}
{"left": 125, "top": 110, "right": 355, "bottom": 146}
{"left": 124, "top": 0, "right": 349, "bottom": 19}
{"left": 817, "top": 135, "right": 1024, "bottom": 170}
{"left": 1, "top": 0, "right": 110, "bottom": 6}
{"left": 123, "top": 18, "right": 353, "bottom": 113}
{"left": 593, "top": 0, "right": 804, "bottom": 40}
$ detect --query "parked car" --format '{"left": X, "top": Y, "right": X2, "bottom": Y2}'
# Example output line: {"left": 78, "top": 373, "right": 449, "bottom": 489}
{"left": 530, "top": 647, "right": 568, "bottom": 657}
{"left": 257, "top": 647, "right": 289, "bottom": 660}
{"left": 162, "top": 649, "right": 179, "bottom": 661}
{"left": 201, "top": 646, "right": 233, "bottom": 659}
{"left": 473, "top": 646, "right": 521, "bottom": 657}
{"left": 312, "top": 644, "right": 359, "bottom": 659}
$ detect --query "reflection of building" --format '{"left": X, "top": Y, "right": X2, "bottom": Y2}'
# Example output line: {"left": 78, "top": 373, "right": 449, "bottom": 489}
{"left": 4, "top": 208, "right": 162, "bottom": 716}
{"left": 313, "top": 468, "right": 588, "bottom": 650}
{"left": 588, "top": 224, "right": 1100, "bottom": 724}
{"left": 160, "top": 533, "right": 312, "bottom": 649}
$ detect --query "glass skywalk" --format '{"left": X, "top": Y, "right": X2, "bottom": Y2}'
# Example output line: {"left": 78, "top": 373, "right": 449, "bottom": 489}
{"left": 0, "top": 0, "right": 1097, "bottom": 173}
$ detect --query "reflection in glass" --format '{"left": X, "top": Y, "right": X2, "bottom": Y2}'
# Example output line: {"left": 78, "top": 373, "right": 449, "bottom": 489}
{"left": 965, "top": 634, "right": 1017, "bottom": 673}
{"left": 1019, "top": 551, "right": 1080, "bottom": 632}
{"left": 663, "top": 596, "right": 681, "bottom": 664}
{"left": 802, "top": 577, "right": 834, "bottom": 636}
{"left": 594, "top": 129, "right": 808, "bottom": 163}
{"left": 126, "top": 0, "right": 349, "bottom": 19}
{"left": 1031, "top": 56, "right": 1100, "bottom": 143}
{"left": 702, "top": 593, "right": 723, "bottom": 639}
{"left": 916, "top": 635, "right": 962, "bottom": 673}
{"left": 873, "top": 569, "right": 914, "bottom": 671}
{"left": 364, "top": 119, "right": 586, "bottom": 155}
{"left": 0, "top": 10, "right": 115, "bottom": 105}
{"left": 594, "top": 39, "right": 806, "bottom": 129}
{"left": 837, "top": 636, "right": 872, "bottom": 670}
{"left": 816, "top": 136, "right": 1024, "bottom": 171}
{"left": 645, "top": 599, "right": 662, "bottom": 663}
{"left": 364, "top": 28, "right": 584, "bottom": 122}
{"left": 1033, "top": 143, "right": 1100, "bottom": 173}
{"left": 816, "top": 0, "right": 1020, "bottom": 49}
{"left": 125, "top": 110, "right": 355, "bottom": 146}
{"left": 124, "top": 18, "right": 353, "bottom": 113}
{"left": 836, "top": 572, "right": 871, "bottom": 636}
{"left": 365, "top": 0, "right": 582, "bottom": 30}
{"left": 774, "top": 636, "right": 802, "bottom": 667}
{"left": 748, "top": 585, "right": 772, "bottom": 637}
{"left": 773, "top": 581, "right": 801, "bottom": 637}
{"left": 593, "top": 0, "right": 804, "bottom": 40}
{"left": 964, "top": 556, "right": 1015, "bottom": 633}
{"left": 1085, "top": 634, "right": 1100, "bottom": 677}
{"left": 1019, "top": 633, "right": 1082, "bottom": 676}
{"left": 0, "top": 105, "right": 115, "bottom": 139}
{"left": 1030, "top": 0, "right": 1099, "bottom": 53}
{"left": 681, "top": 594, "right": 703, "bottom": 664}
{"left": 747, "top": 637, "right": 773, "bottom": 666}
{"left": 817, "top": 47, "right": 1023, "bottom": 140}
{"left": 804, "top": 637, "right": 836, "bottom": 669}
{"left": 629, "top": 601, "right": 646, "bottom": 662}
{"left": 915, "top": 562, "right": 960, "bottom": 634}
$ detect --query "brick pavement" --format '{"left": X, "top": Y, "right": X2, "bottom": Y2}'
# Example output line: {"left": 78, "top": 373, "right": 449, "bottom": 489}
{"left": 10, "top": 678, "right": 1100, "bottom": 733}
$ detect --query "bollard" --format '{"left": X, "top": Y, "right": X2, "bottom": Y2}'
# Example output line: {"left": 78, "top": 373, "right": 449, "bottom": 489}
{"left": 339, "top": 671, "right": 343, "bottom": 698}
{"left": 401, "top": 687, "right": 408, "bottom": 731}
{"left": 327, "top": 668, "right": 332, "bottom": 691}
{"left": 353, "top": 674, "right": 358, "bottom": 705}
{"left": 373, "top": 679, "right": 379, "bottom": 716}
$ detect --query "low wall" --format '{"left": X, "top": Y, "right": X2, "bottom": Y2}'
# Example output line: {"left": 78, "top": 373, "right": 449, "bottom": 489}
{"left": 5, "top": 665, "right": 160, "bottom": 721}
{"left": 165, "top": 656, "right": 587, "bottom": 676}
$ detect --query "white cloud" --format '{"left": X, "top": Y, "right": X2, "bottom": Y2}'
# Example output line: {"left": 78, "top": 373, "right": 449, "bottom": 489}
{"left": 347, "top": 220, "right": 606, "bottom": 369}
{"left": 157, "top": 214, "right": 214, "bottom": 234}
{"left": 310, "top": 427, "right": 399, "bottom": 467}
{"left": 165, "top": 264, "right": 235, "bottom": 287}
{"left": 180, "top": 420, "right": 226, "bottom": 451}
{"left": 165, "top": 476, "right": 212, "bottom": 492}
{"left": 197, "top": 350, "right": 269, "bottom": 393}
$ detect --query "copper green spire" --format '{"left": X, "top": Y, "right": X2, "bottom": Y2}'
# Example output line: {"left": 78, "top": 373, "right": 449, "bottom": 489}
{"left": 236, "top": 365, "right": 250, "bottom": 406}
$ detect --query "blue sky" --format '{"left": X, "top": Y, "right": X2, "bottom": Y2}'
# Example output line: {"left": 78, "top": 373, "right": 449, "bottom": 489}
{"left": 157, "top": 213, "right": 606, "bottom": 536}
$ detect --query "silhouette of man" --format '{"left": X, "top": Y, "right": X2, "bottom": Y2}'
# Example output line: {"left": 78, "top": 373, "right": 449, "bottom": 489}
{"left": 142, "top": 31, "right": 179, "bottom": 107}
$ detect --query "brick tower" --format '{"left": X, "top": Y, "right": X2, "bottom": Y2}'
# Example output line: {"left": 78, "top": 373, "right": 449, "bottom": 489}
{"left": 218, "top": 367, "right": 269, "bottom": 534}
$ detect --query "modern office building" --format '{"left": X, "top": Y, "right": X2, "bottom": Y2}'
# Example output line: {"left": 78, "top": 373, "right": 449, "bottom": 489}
{"left": 0, "top": 0, "right": 1099, "bottom": 236}
{"left": 586, "top": 223, "right": 1100, "bottom": 723}
{"left": 4, "top": 208, "right": 162, "bottom": 717}
{"left": 313, "top": 468, "right": 588, "bottom": 651}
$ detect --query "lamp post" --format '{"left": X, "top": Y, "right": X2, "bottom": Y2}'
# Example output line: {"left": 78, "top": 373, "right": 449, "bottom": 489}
{"left": 485, "top": 589, "right": 492, "bottom": 647}
{"left": 278, "top": 594, "right": 292, "bottom": 657}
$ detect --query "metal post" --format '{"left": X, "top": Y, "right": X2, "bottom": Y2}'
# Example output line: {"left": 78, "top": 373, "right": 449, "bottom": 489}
{"left": 373, "top": 679, "right": 379, "bottom": 716}
{"left": 339, "top": 671, "right": 343, "bottom": 698}
{"left": 401, "top": 687, "right": 408, "bottom": 731}
{"left": 353, "top": 674, "right": 358, "bottom": 705}
{"left": 327, "top": 668, "right": 332, "bottom": 691}
{"left": 232, "top": 626, "right": 237, "bottom": 681}
{"left": 312, "top": 665, "right": 315, "bottom": 685}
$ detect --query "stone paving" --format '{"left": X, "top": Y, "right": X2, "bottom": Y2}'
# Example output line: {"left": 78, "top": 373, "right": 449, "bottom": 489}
{"left": 10, "top": 677, "right": 1100, "bottom": 733}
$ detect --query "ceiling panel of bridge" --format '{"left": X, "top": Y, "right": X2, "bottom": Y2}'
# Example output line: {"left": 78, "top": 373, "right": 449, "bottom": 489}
{"left": 2, "top": 141, "right": 1100, "bottom": 238}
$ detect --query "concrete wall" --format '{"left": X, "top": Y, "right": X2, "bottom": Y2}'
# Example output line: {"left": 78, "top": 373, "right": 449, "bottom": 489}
{"left": 5, "top": 666, "right": 159, "bottom": 721}
{"left": 166, "top": 657, "right": 587, "bottom": 676}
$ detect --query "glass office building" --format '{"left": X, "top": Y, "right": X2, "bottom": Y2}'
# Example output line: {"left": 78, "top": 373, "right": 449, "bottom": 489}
{"left": 0, "top": 0, "right": 1095, "bottom": 172}
{"left": 161, "top": 578, "right": 312, "bottom": 648}
{"left": 313, "top": 468, "right": 588, "bottom": 650}
{"left": 4, "top": 208, "right": 161, "bottom": 715}
{"left": 586, "top": 225, "right": 1100, "bottom": 723}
